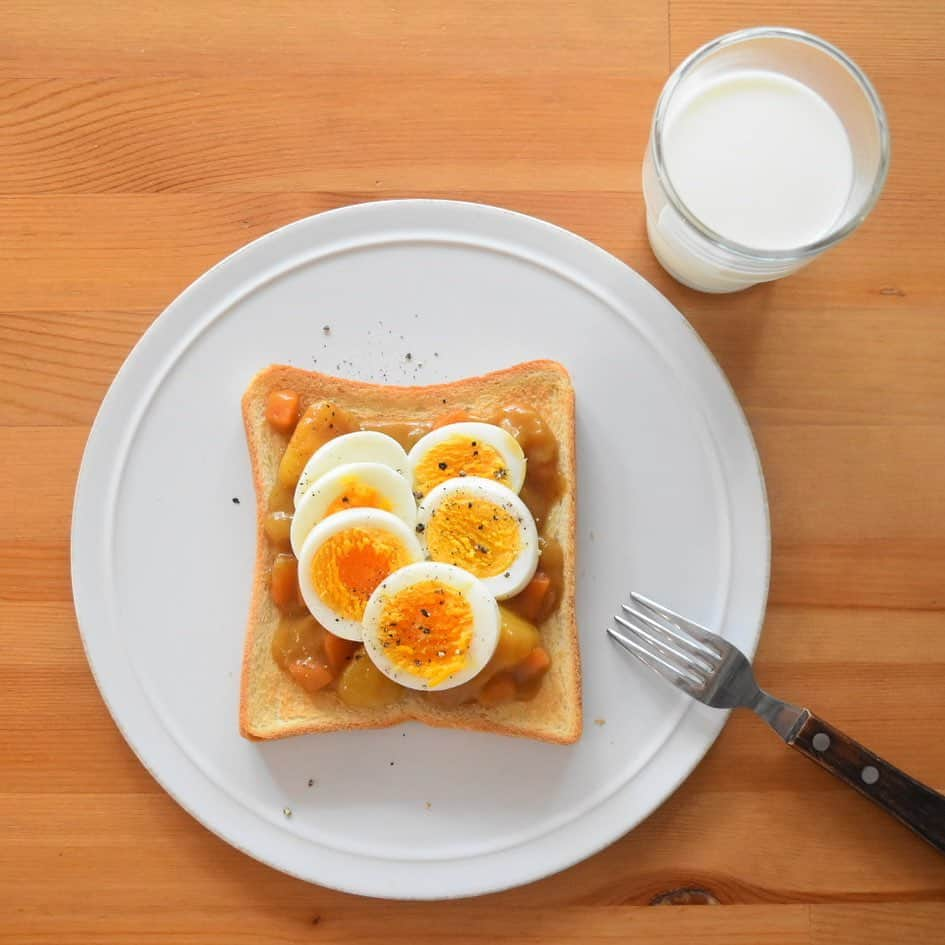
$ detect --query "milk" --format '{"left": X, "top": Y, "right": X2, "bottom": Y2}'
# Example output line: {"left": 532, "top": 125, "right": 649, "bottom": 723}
{"left": 646, "top": 68, "right": 856, "bottom": 291}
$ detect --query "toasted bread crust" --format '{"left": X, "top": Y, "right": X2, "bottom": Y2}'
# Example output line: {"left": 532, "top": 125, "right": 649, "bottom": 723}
{"left": 240, "top": 360, "right": 581, "bottom": 744}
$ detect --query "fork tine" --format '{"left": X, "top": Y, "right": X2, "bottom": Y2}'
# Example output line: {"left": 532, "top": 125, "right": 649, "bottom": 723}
{"left": 606, "top": 623, "right": 704, "bottom": 689}
{"left": 630, "top": 591, "right": 723, "bottom": 657}
{"left": 620, "top": 602, "right": 719, "bottom": 664}
{"left": 613, "top": 612, "right": 714, "bottom": 675}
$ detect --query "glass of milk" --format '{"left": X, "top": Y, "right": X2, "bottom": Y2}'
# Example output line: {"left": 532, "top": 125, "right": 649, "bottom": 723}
{"left": 643, "top": 27, "right": 890, "bottom": 293}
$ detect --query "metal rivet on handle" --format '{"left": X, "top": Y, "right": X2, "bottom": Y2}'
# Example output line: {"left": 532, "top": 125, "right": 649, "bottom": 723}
{"left": 812, "top": 732, "right": 830, "bottom": 752}
{"left": 861, "top": 765, "right": 879, "bottom": 785}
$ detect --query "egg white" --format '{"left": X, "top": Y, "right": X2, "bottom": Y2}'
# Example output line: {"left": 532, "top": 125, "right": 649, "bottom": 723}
{"left": 296, "top": 507, "right": 423, "bottom": 641}
{"left": 407, "top": 422, "right": 526, "bottom": 495}
{"left": 416, "top": 476, "right": 539, "bottom": 600}
{"left": 290, "top": 461, "right": 417, "bottom": 556}
{"left": 294, "top": 431, "right": 409, "bottom": 508}
{"left": 361, "top": 561, "right": 500, "bottom": 690}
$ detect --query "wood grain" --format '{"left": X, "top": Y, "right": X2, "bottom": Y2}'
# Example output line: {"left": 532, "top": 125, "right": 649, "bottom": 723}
{"left": 668, "top": 1, "right": 945, "bottom": 73}
{"left": 0, "top": 78, "right": 660, "bottom": 193}
{"left": 2, "top": 1, "right": 945, "bottom": 942}
{"left": 0, "top": 2, "right": 670, "bottom": 79}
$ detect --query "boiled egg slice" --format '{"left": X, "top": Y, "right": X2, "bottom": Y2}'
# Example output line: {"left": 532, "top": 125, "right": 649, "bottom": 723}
{"left": 408, "top": 422, "right": 526, "bottom": 498}
{"left": 294, "top": 431, "right": 409, "bottom": 508}
{"left": 416, "top": 476, "right": 539, "bottom": 600}
{"left": 297, "top": 507, "right": 423, "bottom": 641}
{"left": 362, "top": 561, "right": 500, "bottom": 690}
{"left": 290, "top": 461, "right": 417, "bottom": 556}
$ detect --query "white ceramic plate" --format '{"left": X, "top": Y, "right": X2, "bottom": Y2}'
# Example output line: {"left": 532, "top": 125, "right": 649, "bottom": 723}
{"left": 72, "top": 200, "right": 768, "bottom": 900}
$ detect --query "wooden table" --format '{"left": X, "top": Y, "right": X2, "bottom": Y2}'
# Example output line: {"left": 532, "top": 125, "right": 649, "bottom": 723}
{"left": 3, "top": 2, "right": 944, "bottom": 942}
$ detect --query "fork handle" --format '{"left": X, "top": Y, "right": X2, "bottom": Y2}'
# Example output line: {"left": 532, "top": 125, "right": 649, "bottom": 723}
{"left": 789, "top": 712, "right": 945, "bottom": 854}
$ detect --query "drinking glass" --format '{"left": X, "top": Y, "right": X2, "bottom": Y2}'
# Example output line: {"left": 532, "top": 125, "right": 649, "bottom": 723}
{"left": 642, "top": 27, "right": 890, "bottom": 293}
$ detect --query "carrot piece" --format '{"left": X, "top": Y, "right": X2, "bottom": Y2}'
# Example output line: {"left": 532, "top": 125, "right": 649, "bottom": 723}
{"left": 324, "top": 633, "right": 359, "bottom": 676}
{"left": 288, "top": 661, "right": 333, "bottom": 693}
{"left": 509, "top": 571, "right": 552, "bottom": 623}
{"left": 266, "top": 389, "right": 300, "bottom": 435}
{"left": 514, "top": 646, "right": 551, "bottom": 685}
{"left": 431, "top": 408, "right": 472, "bottom": 429}
{"left": 270, "top": 553, "right": 303, "bottom": 613}
{"left": 478, "top": 672, "right": 517, "bottom": 707}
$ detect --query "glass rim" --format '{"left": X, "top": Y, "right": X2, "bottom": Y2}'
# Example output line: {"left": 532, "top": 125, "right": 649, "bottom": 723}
{"left": 651, "top": 26, "right": 891, "bottom": 262}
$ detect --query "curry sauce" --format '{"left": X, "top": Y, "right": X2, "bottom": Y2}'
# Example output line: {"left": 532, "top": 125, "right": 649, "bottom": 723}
{"left": 265, "top": 397, "right": 564, "bottom": 708}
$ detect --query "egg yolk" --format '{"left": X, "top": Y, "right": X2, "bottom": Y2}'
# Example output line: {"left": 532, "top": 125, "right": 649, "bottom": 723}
{"left": 414, "top": 435, "right": 508, "bottom": 496}
{"left": 424, "top": 493, "right": 521, "bottom": 578}
{"left": 324, "top": 477, "right": 393, "bottom": 517}
{"left": 311, "top": 527, "right": 413, "bottom": 621}
{"left": 377, "top": 580, "right": 474, "bottom": 687}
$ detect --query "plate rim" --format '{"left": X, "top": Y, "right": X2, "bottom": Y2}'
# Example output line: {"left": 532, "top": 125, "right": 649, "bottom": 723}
{"left": 71, "top": 198, "right": 770, "bottom": 898}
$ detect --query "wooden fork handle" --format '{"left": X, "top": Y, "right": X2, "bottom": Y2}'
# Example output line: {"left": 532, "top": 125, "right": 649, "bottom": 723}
{"left": 788, "top": 712, "right": 945, "bottom": 854}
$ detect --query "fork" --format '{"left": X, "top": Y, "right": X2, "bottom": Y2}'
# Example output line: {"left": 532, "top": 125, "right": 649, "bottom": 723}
{"left": 608, "top": 592, "right": 945, "bottom": 854}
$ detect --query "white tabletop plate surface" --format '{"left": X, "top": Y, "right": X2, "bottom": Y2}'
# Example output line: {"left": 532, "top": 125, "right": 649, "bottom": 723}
{"left": 72, "top": 199, "right": 769, "bottom": 900}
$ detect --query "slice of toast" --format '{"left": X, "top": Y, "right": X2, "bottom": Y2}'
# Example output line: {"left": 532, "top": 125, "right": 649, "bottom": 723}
{"left": 239, "top": 360, "right": 581, "bottom": 744}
